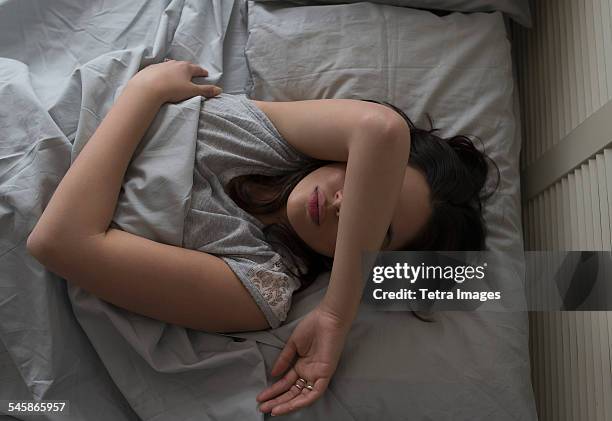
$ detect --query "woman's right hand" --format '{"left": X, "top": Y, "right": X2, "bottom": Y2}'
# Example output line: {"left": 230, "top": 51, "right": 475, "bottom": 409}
{"left": 256, "top": 304, "right": 351, "bottom": 417}
{"left": 128, "top": 59, "right": 222, "bottom": 104}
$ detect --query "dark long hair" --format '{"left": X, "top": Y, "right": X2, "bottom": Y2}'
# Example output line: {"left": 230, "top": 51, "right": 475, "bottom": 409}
{"left": 360, "top": 100, "right": 500, "bottom": 251}
{"left": 225, "top": 100, "right": 500, "bottom": 294}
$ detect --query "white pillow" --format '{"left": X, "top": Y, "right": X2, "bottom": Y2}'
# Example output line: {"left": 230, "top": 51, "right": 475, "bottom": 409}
{"left": 245, "top": 0, "right": 524, "bottom": 262}
{"left": 252, "top": 0, "right": 532, "bottom": 27}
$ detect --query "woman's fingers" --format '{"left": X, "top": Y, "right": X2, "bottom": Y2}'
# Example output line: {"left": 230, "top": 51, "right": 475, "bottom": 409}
{"left": 190, "top": 65, "right": 218, "bottom": 97}
{"left": 256, "top": 367, "right": 298, "bottom": 403}
{"left": 261, "top": 387, "right": 302, "bottom": 414}
{"left": 269, "top": 378, "right": 329, "bottom": 416}
{"left": 270, "top": 339, "right": 298, "bottom": 377}
{"left": 192, "top": 83, "right": 222, "bottom": 97}
{"left": 161, "top": 59, "right": 207, "bottom": 75}
{"left": 190, "top": 64, "right": 208, "bottom": 77}
{"left": 177, "top": 62, "right": 218, "bottom": 97}
{"left": 257, "top": 371, "right": 302, "bottom": 413}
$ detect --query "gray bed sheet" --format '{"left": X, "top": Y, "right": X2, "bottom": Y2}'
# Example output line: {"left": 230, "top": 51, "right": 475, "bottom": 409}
{"left": 219, "top": 0, "right": 250, "bottom": 95}
{"left": 0, "top": 0, "right": 536, "bottom": 420}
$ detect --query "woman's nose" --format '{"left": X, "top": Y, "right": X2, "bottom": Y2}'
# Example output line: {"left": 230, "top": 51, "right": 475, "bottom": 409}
{"left": 333, "top": 190, "right": 343, "bottom": 217}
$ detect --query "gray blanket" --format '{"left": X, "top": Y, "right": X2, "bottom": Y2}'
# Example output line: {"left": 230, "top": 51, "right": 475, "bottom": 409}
{"left": 0, "top": 1, "right": 536, "bottom": 420}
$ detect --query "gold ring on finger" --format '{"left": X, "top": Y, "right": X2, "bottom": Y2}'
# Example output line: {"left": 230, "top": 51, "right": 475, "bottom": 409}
{"left": 305, "top": 384, "right": 314, "bottom": 390}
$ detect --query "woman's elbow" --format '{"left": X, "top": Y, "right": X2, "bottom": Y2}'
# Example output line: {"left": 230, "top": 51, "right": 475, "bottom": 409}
{"left": 358, "top": 108, "right": 411, "bottom": 149}
{"left": 27, "top": 232, "right": 47, "bottom": 260}
{"left": 27, "top": 230, "right": 64, "bottom": 267}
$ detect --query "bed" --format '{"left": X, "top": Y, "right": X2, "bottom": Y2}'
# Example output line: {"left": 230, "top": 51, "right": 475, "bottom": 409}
{"left": 0, "top": 0, "right": 537, "bottom": 419}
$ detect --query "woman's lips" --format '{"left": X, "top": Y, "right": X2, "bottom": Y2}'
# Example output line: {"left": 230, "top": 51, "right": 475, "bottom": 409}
{"left": 308, "top": 187, "right": 319, "bottom": 225}
{"left": 317, "top": 186, "right": 325, "bottom": 225}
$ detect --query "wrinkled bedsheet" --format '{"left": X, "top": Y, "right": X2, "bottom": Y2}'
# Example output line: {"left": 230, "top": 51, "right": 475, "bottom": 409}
{"left": 0, "top": 1, "right": 266, "bottom": 419}
{"left": 0, "top": 0, "right": 536, "bottom": 420}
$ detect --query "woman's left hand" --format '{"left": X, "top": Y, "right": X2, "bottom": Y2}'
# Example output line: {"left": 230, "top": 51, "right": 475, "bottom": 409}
{"left": 256, "top": 305, "right": 352, "bottom": 417}
{"left": 129, "top": 59, "right": 222, "bottom": 104}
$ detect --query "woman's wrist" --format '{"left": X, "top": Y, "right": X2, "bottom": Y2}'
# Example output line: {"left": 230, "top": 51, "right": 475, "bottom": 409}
{"left": 124, "top": 79, "right": 166, "bottom": 106}
{"left": 317, "top": 297, "right": 357, "bottom": 331}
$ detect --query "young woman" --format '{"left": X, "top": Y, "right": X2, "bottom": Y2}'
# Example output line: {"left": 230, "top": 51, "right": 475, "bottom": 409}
{"left": 27, "top": 60, "right": 497, "bottom": 417}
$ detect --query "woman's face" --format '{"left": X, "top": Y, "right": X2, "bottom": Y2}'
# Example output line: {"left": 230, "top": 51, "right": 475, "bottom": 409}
{"left": 286, "top": 162, "right": 432, "bottom": 257}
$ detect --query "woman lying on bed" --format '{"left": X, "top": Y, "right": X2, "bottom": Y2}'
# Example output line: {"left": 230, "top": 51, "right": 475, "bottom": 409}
{"left": 27, "top": 60, "right": 498, "bottom": 417}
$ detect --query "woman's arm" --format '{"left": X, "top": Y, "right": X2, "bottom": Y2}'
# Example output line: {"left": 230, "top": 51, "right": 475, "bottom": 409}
{"left": 27, "top": 61, "right": 219, "bottom": 246}
{"left": 251, "top": 98, "right": 406, "bottom": 162}
{"left": 28, "top": 83, "right": 161, "bottom": 244}
{"left": 26, "top": 62, "right": 274, "bottom": 333}
{"left": 256, "top": 116, "right": 411, "bottom": 416}
{"left": 320, "top": 120, "right": 411, "bottom": 323}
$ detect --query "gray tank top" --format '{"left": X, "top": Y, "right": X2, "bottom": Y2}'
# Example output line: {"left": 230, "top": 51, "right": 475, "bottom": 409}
{"left": 182, "top": 93, "right": 317, "bottom": 328}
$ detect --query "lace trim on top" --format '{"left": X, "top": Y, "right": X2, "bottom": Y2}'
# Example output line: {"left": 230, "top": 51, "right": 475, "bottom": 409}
{"left": 246, "top": 254, "right": 301, "bottom": 322}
